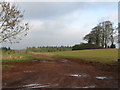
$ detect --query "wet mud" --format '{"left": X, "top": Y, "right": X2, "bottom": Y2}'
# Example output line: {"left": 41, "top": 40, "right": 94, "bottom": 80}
{"left": 2, "top": 58, "right": 118, "bottom": 88}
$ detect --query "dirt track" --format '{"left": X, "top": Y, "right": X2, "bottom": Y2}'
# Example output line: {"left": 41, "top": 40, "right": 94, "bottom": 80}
{"left": 2, "top": 57, "right": 118, "bottom": 88}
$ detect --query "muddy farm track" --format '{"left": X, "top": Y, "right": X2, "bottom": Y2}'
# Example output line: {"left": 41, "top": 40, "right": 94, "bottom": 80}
{"left": 2, "top": 57, "right": 118, "bottom": 89}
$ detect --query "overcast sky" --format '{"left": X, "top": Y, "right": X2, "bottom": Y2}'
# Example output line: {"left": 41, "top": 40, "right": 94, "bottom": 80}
{"left": 2, "top": 2, "right": 118, "bottom": 49}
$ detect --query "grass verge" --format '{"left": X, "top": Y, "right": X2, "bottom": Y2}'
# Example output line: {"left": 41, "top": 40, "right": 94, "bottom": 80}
{"left": 1, "top": 52, "right": 34, "bottom": 62}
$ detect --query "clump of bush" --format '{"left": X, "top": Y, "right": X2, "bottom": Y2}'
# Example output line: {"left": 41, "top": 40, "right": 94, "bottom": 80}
{"left": 110, "top": 44, "right": 116, "bottom": 48}
{"left": 72, "top": 43, "right": 102, "bottom": 50}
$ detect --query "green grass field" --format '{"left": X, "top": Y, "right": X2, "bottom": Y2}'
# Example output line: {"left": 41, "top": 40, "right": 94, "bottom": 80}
{"left": 52, "top": 49, "right": 118, "bottom": 63}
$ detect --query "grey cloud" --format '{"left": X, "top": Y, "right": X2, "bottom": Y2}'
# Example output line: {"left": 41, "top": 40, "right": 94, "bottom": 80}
{"left": 17, "top": 2, "right": 92, "bottom": 20}
{"left": 17, "top": 2, "right": 117, "bottom": 20}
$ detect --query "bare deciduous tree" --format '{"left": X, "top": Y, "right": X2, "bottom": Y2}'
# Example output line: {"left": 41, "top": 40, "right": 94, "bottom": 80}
{"left": 84, "top": 21, "right": 117, "bottom": 48}
{"left": 0, "top": 2, "right": 29, "bottom": 43}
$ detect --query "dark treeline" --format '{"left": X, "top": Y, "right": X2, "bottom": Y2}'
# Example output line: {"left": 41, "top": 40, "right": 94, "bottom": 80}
{"left": 72, "top": 43, "right": 102, "bottom": 50}
{"left": 26, "top": 46, "right": 72, "bottom": 52}
{"left": 0, "top": 47, "right": 11, "bottom": 51}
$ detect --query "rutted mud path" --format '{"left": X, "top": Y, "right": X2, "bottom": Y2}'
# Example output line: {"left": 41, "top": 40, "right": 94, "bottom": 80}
{"left": 2, "top": 57, "right": 118, "bottom": 88}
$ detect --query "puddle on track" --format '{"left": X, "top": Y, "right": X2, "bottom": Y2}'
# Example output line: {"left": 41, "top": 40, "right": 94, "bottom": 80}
{"left": 25, "top": 84, "right": 40, "bottom": 87}
{"left": 96, "top": 76, "right": 109, "bottom": 80}
{"left": 32, "top": 59, "right": 68, "bottom": 63}
{"left": 61, "top": 59, "right": 68, "bottom": 62}
{"left": 32, "top": 59, "right": 57, "bottom": 62}
{"left": 68, "top": 74, "right": 82, "bottom": 77}
{"left": 66, "top": 73, "right": 89, "bottom": 78}
{"left": 23, "top": 71, "right": 33, "bottom": 73}
{"left": 74, "top": 85, "right": 96, "bottom": 88}
{"left": 23, "top": 83, "right": 58, "bottom": 88}
{"left": 95, "top": 76, "right": 114, "bottom": 80}
{"left": 82, "top": 85, "right": 96, "bottom": 88}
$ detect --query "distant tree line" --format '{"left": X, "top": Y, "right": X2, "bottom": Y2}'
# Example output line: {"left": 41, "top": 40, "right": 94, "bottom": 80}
{"left": 26, "top": 46, "right": 72, "bottom": 52}
{"left": 72, "top": 43, "right": 101, "bottom": 50}
{"left": 0, "top": 47, "right": 11, "bottom": 51}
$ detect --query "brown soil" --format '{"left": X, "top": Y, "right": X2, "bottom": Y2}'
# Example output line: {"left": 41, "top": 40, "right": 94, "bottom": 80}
{"left": 2, "top": 56, "right": 118, "bottom": 89}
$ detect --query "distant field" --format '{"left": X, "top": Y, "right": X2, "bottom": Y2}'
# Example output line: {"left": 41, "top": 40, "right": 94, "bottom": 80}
{"left": 52, "top": 49, "right": 118, "bottom": 63}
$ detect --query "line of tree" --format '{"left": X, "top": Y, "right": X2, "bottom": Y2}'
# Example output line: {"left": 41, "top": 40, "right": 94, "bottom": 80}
{"left": 26, "top": 46, "right": 72, "bottom": 52}
{"left": 72, "top": 43, "right": 101, "bottom": 50}
{"left": 0, "top": 47, "right": 11, "bottom": 51}
{"left": 83, "top": 21, "right": 117, "bottom": 48}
